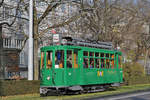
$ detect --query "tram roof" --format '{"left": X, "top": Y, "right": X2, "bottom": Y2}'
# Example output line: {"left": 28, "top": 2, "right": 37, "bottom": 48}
{"left": 41, "top": 45, "right": 122, "bottom": 54}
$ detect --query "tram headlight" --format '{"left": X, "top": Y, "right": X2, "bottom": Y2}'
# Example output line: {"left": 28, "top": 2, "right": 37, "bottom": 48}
{"left": 47, "top": 76, "right": 50, "bottom": 80}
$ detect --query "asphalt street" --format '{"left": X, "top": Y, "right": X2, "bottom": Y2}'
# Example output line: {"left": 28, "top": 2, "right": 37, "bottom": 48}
{"left": 89, "top": 91, "right": 150, "bottom": 100}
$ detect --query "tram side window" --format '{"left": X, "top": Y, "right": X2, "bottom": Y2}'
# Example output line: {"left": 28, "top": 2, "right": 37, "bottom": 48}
{"left": 101, "top": 53, "right": 104, "bottom": 57}
{"left": 83, "top": 51, "right": 89, "bottom": 68}
{"left": 41, "top": 52, "right": 44, "bottom": 69}
{"left": 83, "top": 58, "right": 88, "bottom": 68}
{"left": 46, "top": 51, "right": 52, "bottom": 69}
{"left": 84, "top": 51, "right": 88, "bottom": 56}
{"left": 101, "top": 59, "right": 105, "bottom": 68}
{"left": 55, "top": 50, "right": 64, "bottom": 68}
{"left": 95, "top": 58, "right": 100, "bottom": 68}
{"left": 119, "top": 55, "right": 122, "bottom": 68}
{"left": 90, "top": 52, "right": 94, "bottom": 56}
{"left": 95, "top": 52, "right": 100, "bottom": 68}
{"left": 74, "top": 50, "right": 78, "bottom": 68}
{"left": 100, "top": 53, "right": 105, "bottom": 68}
{"left": 106, "top": 53, "right": 110, "bottom": 69}
{"left": 67, "top": 50, "right": 72, "bottom": 68}
{"left": 111, "top": 54, "right": 115, "bottom": 68}
{"left": 90, "top": 58, "right": 94, "bottom": 68}
{"left": 89, "top": 52, "right": 94, "bottom": 68}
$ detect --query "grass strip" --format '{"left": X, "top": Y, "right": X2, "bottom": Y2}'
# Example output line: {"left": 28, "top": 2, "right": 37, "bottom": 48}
{"left": 1, "top": 84, "right": 150, "bottom": 100}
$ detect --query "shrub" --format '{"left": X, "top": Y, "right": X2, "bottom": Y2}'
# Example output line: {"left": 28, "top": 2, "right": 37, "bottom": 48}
{"left": 0, "top": 80, "right": 40, "bottom": 96}
{"left": 122, "top": 62, "right": 150, "bottom": 85}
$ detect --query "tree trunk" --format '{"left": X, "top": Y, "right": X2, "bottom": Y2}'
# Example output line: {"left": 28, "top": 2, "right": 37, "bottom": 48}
{"left": 33, "top": 22, "right": 39, "bottom": 80}
{"left": 144, "top": 49, "right": 149, "bottom": 74}
{"left": 34, "top": 39, "right": 39, "bottom": 80}
{"left": 33, "top": 3, "right": 39, "bottom": 80}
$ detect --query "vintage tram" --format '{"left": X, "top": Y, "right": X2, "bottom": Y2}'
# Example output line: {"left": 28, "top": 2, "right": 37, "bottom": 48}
{"left": 40, "top": 37, "right": 123, "bottom": 95}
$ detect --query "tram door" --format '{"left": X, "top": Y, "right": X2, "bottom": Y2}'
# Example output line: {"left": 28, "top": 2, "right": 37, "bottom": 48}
{"left": 54, "top": 50, "right": 65, "bottom": 85}
{"left": 40, "top": 50, "right": 54, "bottom": 85}
{"left": 66, "top": 49, "right": 80, "bottom": 85}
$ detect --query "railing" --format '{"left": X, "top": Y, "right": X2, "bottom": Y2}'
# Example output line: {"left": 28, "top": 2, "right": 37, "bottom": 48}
{"left": 3, "top": 38, "right": 23, "bottom": 49}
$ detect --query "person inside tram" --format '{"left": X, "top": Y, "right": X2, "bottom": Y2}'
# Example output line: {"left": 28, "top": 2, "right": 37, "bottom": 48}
{"left": 83, "top": 58, "right": 88, "bottom": 68}
{"left": 55, "top": 57, "right": 59, "bottom": 68}
{"left": 106, "top": 59, "right": 110, "bottom": 68}
{"left": 47, "top": 59, "right": 52, "bottom": 68}
{"left": 101, "top": 60, "right": 105, "bottom": 68}
{"left": 67, "top": 51, "right": 72, "bottom": 68}
{"left": 90, "top": 60, "right": 94, "bottom": 68}
{"left": 47, "top": 52, "right": 52, "bottom": 68}
{"left": 110, "top": 54, "right": 114, "bottom": 68}
{"left": 67, "top": 61, "right": 72, "bottom": 68}
{"left": 55, "top": 51, "right": 63, "bottom": 68}
{"left": 59, "top": 60, "right": 63, "bottom": 68}
{"left": 95, "top": 59, "right": 100, "bottom": 68}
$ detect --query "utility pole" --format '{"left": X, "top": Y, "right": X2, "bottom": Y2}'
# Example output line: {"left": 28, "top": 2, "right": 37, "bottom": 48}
{"left": 0, "top": 25, "right": 4, "bottom": 79}
{"left": 28, "top": 0, "right": 33, "bottom": 80}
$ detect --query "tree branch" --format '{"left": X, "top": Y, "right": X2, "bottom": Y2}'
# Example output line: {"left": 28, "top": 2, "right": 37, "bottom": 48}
{"left": 8, "top": 14, "right": 29, "bottom": 21}
{"left": 0, "top": 0, "right": 4, "bottom": 7}
{"left": 37, "top": 0, "right": 61, "bottom": 25}
{"left": 20, "top": 36, "right": 28, "bottom": 51}
{"left": 0, "top": 0, "right": 21, "bottom": 27}
{"left": 35, "top": 12, "right": 87, "bottom": 39}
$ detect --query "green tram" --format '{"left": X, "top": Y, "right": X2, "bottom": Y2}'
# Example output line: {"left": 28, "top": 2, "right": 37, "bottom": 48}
{"left": 40, "top": 37, "right": 123, "bottom": 95}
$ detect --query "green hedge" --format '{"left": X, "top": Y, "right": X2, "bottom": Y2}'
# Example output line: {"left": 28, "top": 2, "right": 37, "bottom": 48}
{"left": 0, "top": 80, "right": 40, "bottom": 96}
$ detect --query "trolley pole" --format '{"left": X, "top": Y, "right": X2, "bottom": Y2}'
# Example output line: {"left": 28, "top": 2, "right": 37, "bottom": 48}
{"left": 28, "top": 0, "right": 33, "bottom": 80}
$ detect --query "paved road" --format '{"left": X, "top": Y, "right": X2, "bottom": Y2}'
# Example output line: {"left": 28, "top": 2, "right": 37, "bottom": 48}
{"left": 90, "top": 91, "right": 150, "bottom": 100}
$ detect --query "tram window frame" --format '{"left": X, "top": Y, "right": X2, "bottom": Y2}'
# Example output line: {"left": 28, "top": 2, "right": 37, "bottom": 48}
{"left": 90, "top": 52, "right": 94, "bottom": 56}
{"left": 41, "top": 52, "right": 44, "bottom": 69}
{"left": 55, "top": 50, "right": 64, "bottom": 68}
{"left": 46, "top": 51, "right": 53, "bottom": 69}
{"left": 119, "top": 55, "right": 122, "bottom": 68}
{"left": 95, "top": 58, "right": 100, "bottom": 68}
{"left": 110, "top": 54, "right": 115, "bottom": 69}
{"left": 95, "top": 52, "right": 99, "bottom": 57}
{"left": 89, "top": 52, "right": 94, "bottom": 68}
{"left": 114, "top": 54, "right": 117, "bottom": 68}
{"left": 83, "top": 51, "right": 89, "bottom": 68}
{"left": 106, "top": 53, "right": 110, "bottom": 69}
{"left": 100, "top": 53, "right": 105, "bottom": 68}
{"left": 67, "top": 50, "right": 73, "bottom": 68}
{"left": 89, "top": 58, "right": 94, "bottom": 68}
{"left": 83, "top": 51, "right": 116, "bottom": 69}
{"left": 101, "top": 53, "right": 104, "bottom": 58}
{"left": 83, "top": 57, "right": 89, "bottom": 68}
{"left": 95, "top": 52, "right": 100, "bottom": 68}
{"left": 101, "top": 58, "right": 105, "bottom": 68}
{"left": 83, "top": 51, "right": 88, "bottom": 56}
{"left": 74, "top": 50, "right": 78, "bottom": 68}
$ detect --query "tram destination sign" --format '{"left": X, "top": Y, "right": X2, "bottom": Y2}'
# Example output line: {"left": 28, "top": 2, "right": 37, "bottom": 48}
{"left": 52, "top": 34, "right": 61, "bottom": 45}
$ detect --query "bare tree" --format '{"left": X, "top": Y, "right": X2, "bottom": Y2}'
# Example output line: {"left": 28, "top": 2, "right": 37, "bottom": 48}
{"left": 31, "top": 0, "right": 85, "bottom": 80}
{"left": 77, "top": 0, "right": 150, "bottom": 66}
{"left": 0, "top": 0, "right": 85, "bottom": 80}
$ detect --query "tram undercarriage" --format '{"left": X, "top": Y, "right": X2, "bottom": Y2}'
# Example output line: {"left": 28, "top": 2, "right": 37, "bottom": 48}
{"left": 40, "top": 83, "right": 120, "bottom": 96}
